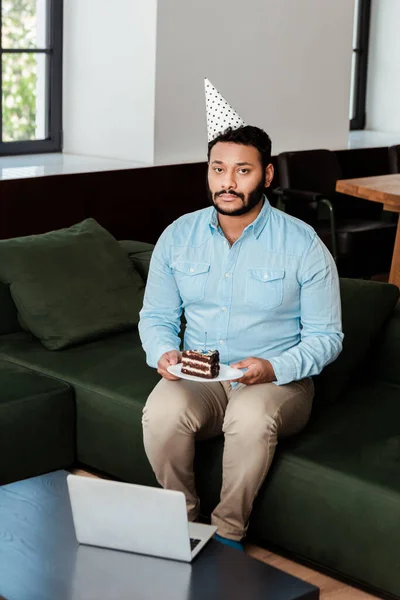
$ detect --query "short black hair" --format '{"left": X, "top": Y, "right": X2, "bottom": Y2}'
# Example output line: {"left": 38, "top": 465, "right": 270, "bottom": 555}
{"left": 207, "top": 125, "right": 272, "bottom": 170}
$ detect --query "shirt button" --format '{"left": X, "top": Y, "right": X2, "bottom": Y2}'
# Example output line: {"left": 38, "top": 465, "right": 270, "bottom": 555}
{"left": 264, "top": 274, "right": 268, "bottom": 280}
{"left": 225, "top": 273, "right": 230, "bottom": 278}
{"left": 219, "top": 339, "right": 224, "bottom": 345}
{"left": 222, "top": 306, "right": 227, "bottom": 311}
{"left": 189, "top": 268, "right": 194, "bottom": 273}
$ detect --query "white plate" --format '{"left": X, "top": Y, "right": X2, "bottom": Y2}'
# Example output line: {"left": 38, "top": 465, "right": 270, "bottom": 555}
{"left": 167, "top": 363, "right": 243, "bottom": 382}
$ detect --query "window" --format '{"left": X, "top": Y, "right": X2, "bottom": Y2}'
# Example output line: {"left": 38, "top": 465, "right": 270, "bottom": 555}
{"left": 0, "top": 0, "right": 62, "bottom": 155}
{"left": 349, "top": 0, "right": 371, "bottom": 130}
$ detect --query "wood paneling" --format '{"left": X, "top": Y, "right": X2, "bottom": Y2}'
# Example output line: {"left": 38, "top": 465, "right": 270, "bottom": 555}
{"left": 0, "top": 147, "right": 390, "bottom": 244}
{"left": 0, "top": 163, "right": 210, "bottom": 244}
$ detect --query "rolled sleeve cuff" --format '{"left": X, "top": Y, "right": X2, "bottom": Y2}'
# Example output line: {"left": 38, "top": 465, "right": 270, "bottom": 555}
{"left": 268, "top": 357, "right": 297, "bottom": 386}
{"left": 147, "top": 344, "right": 180, "bottom": 369}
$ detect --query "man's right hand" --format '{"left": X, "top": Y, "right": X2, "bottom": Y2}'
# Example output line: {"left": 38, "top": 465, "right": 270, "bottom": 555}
{"left": 157, "top": 350, "right": 182, "bottom": 380}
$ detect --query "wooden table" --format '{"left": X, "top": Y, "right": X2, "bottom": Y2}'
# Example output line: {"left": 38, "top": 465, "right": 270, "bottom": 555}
{"left": 336, "top": 174, "right": 400, "bottom": 287}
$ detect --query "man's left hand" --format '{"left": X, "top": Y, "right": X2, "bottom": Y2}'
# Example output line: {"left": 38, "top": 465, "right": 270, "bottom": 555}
{"left": 230, "top": 357, "right": 277, "bottom": 385}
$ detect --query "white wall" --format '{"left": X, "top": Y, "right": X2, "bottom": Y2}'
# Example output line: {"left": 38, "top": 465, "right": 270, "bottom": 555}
{"left": 62, "top": 0, "right": 354, "bottom": 165}
{"left": 154, "top": 0, "right": 354, "bottom": 165}
{"left": 366, "top": 0, "right": 400, "bottom": 132}
{"left": 63, "top": 0, "right": 157, "bottom": 163}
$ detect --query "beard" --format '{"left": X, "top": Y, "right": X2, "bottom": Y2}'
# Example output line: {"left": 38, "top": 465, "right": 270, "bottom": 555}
{"left": 207, "top": 175, "right": 266, "bottom": 216}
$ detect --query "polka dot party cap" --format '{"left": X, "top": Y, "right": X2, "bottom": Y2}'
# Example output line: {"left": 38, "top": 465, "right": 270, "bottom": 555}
{"left": 205, "top": 78, "right": 247, "bottom": 143}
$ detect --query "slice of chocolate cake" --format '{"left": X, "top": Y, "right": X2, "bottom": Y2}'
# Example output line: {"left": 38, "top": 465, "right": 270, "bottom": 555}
{"left": 181, "top": 349, "right": 220, "bottom": 379}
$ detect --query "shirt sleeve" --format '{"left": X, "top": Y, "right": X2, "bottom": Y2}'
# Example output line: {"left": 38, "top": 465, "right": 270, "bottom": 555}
{"left": 138, "top": 225, "right": 183, "bottom": 368}
{"left": 268, "top": 233, "right": 344, "bottom": 385}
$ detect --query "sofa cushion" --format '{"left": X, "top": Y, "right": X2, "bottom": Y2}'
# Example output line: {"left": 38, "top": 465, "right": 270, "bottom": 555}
{"left": 0, "top": 330, "right": 158, "bottom": 403}
{"left": 128, "top": 250, "right": 153, "bottom": 282}
{"left": 249, "top": 381, "right": 400, "bottom": 597}
{"left": 0, "top": 240, "right": 152, "bottom": 337}
{"left": 312, "top": 278, "right": 399, "bottom": 406}
{"left": 0, "top": 219, "right": 145, "bottom": 350}
{"left": 0, "top": 330, "right": 160, "bottom": 484}
{"left": 0, "top": 360, "right": 75, "bottom": 484}
{"left": 119, "top": 240, "right": 154, "bottom": 255}
{"left": 195, "top": 381, "right": 400, "bottom": 597}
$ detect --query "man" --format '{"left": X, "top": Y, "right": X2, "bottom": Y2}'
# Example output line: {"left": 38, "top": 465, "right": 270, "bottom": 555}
{"left": 139, "top": 81, "right": 343, "bottom": 551}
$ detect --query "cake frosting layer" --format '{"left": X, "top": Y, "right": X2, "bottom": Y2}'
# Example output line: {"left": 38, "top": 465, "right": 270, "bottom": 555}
{"left": 182, "top": 349, "right": 220, "bottom": 379}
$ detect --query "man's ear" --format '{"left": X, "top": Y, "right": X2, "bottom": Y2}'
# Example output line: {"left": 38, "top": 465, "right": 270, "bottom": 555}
{"left": 264, "top": 163, "right": 274, "bottom": 188}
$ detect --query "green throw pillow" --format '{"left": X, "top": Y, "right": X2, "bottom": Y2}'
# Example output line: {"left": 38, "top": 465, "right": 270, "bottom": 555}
{"left": 313, "top": 278, "right": 400, "bottom": 407}
{"left": 0, "top": 218, "right": 145, "bottom": 350}
{"left": 0, "top": 281, "right": 21, "bottom": 335}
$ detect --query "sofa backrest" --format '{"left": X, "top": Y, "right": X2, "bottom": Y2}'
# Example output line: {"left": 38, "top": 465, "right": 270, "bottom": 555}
{"left": 0, "top": 239, "right": 155, "bottom": 336}
{"left": 119, "top": 240, "right": 154, "bottom": 282}
{"left": 372, "top": 301, "right": 400, "bottom": 387}
{"left": 313, "top": 278, "right": 399, "bottom": 407}
{"left": 125, "top": 249, "right": 398, "bottom": 404}
{"left": 1, "top": 240, "right": 398, "bottom": 405}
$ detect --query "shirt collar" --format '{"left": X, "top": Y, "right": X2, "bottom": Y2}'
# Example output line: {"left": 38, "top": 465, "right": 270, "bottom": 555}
{"left": 209, "top": 195, "right": 271, "bottom": 239}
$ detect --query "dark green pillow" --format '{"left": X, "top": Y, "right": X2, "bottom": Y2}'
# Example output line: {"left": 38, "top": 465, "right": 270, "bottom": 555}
{"left": 313, "top": 278, "right": 399, "bottom": 407}
{"left": 0, "top": 219, "right": 145, "bottom": 350}
{"left": 0, "top": 281, "right": 22, "bottom": 335}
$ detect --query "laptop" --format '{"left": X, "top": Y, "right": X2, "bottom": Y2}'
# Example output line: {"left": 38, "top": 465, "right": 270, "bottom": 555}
{"left": 67, "top": 474, "right": 217, "bottom": 562}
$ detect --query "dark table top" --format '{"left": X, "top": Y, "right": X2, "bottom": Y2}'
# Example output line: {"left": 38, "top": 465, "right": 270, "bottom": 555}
{"left": 0, "top": 471, "right": 319, "bottom": 600}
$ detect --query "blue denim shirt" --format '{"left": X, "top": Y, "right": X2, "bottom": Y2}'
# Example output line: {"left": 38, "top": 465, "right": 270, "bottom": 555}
{"left": 138, "top": 197, "right": 343, "bottom": 385}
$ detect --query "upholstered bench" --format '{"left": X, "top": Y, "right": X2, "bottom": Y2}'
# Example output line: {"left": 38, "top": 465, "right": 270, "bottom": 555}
{"left": 0, "top": 360, "right": 75, "bottom": 485}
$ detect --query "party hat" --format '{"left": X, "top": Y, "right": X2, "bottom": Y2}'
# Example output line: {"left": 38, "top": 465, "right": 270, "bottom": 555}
{"left": 205, "top": 78, "right": 247, "bottom": 143}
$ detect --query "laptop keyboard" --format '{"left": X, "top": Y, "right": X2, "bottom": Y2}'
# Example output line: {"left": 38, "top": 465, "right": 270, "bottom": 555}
{"left": 190, "top": 538, "right": 201, "bottom": 551}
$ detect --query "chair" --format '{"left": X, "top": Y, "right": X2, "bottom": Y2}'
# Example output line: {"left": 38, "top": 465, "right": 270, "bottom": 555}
{"left": 275, "top": 149, "right": 397, "bottom": 278}
{"left": 388, "top": 145, "right": 400, "bottom": 174}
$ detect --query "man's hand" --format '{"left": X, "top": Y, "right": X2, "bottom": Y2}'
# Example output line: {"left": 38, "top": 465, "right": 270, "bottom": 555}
{"left": 157, "top": 350, "right": 182, "bottom": 380}
{"left": 230, "top": 357, "right": 277, "bottom": 386}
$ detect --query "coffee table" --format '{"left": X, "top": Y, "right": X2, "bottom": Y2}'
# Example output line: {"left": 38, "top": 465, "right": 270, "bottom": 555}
{"left": 0, "top": 471, "right": 319, "bottom": 600}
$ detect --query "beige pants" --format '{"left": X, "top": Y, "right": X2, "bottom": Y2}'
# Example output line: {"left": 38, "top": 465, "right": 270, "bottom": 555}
{"left": 142, "top": 377, "right": 314, "bottom": 541}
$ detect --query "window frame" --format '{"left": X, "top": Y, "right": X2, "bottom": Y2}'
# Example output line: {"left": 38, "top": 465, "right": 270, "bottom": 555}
{"left": 0, "top": 0, "right": 63, "bottom": 155}
{"left": 350, "top": 0, "right": 371, "bottom": 131}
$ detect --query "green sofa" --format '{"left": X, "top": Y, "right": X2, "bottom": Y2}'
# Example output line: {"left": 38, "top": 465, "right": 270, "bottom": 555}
{"left": 1, "top": 239, "right": 400, "bottom": 598}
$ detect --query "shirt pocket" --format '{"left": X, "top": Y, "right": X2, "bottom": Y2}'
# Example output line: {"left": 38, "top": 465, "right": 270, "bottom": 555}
{"left": 245, "top": 268, "right": 285, "bottom": 310}
{"left": 172, "top": 261, "right": 211, "bottom": 303}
